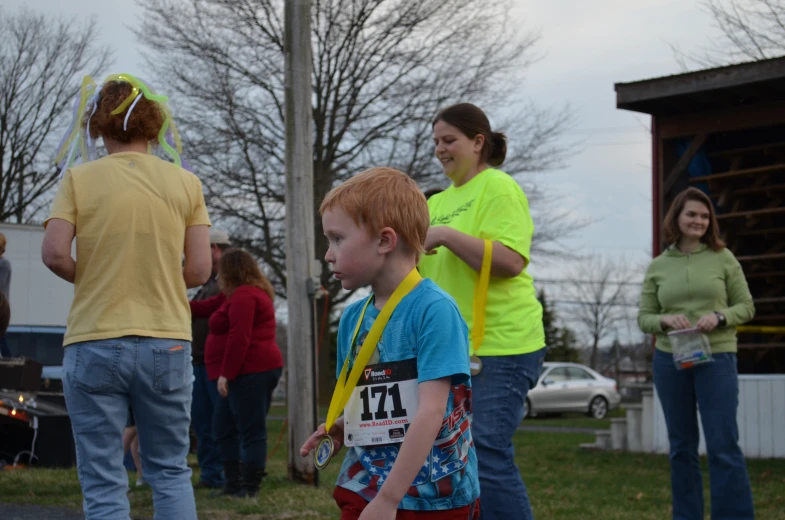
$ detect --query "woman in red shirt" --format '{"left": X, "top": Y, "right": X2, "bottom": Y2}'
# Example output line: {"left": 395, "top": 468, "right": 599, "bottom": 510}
{"left": 190, "top": 249, "right": 283, "bottom": 498}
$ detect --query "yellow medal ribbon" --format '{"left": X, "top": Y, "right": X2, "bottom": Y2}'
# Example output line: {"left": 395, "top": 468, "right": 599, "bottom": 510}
{"left": 470, "top": 239, "right": 493, "bottom": 355}
{"left": 325, "top": 268, "right": 423, "bottom": 431}
{"left": 315, "top": 268, "right": 422, "bottom": 469}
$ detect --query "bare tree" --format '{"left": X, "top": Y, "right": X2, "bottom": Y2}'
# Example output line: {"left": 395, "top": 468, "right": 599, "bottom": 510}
{"left": 0, "top": 9, "right": 112, "bottom": 223}
{"left": 674, "top": 0, "right": 785, "bottom": 68}
{"left": 135, "top": 0, "right": 578, "bottom": 399}
{"left": 562, "top": 256, "right": 637, "bottom": 370}
{"left": 135, "top": 0, "right": 576, "bottom": 297}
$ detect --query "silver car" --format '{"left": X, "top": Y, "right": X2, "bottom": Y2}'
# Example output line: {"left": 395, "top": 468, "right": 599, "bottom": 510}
{"left": 524, "top": 362, "right": 621, "bottom": 419}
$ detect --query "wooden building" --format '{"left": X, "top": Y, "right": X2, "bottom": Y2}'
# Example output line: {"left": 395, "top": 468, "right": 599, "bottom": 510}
{"left": 616, "top": 57, "right": 785, "bottom": 375}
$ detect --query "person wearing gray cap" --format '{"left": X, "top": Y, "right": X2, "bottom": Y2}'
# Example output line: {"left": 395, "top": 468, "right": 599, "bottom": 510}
{"left": 190, "top": 228, "right": 232, "bottom": 489}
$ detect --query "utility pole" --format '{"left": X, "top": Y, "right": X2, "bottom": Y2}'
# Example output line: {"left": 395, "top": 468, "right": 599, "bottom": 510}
{"left": 284, "top": 0, "right": 317, "bottom": 484}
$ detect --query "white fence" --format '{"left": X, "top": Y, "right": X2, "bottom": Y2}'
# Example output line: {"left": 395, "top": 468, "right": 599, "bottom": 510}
{"left": 652, "top": 375, "right": 785, "bottom": 459}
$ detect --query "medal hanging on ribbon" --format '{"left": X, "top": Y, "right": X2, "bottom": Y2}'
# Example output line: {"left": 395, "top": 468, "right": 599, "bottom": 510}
{"left": 313, "top": 435, "right": 335, "bottom": 470}
{"left": 314, "top": 268, "right": 423, "bottom": 470}
{"left": 469, "top": 239, "right": 493, "bottom": 376}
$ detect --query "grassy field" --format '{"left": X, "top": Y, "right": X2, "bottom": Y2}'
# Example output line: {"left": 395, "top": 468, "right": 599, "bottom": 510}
{"left": 523, "top": 407, "right": 626, "bottom": 430}
{"left": 268, "top": 404, "right": 623, "bottom": 430}
{"left": 1, "top": 421, "right": 784, "bottom": 519}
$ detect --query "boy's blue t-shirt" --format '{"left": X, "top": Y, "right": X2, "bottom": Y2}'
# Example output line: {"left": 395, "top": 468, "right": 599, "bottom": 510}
{"left": 334, "top": 279, "right": 479, "bottom": 511}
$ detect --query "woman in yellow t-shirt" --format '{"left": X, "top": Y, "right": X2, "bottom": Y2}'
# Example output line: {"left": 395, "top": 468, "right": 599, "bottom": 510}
{"left": 418, "top": 103, "right": 546, "bottom": 520}
{"left": 42, "top": 75, "right": 211, "bottom": 520}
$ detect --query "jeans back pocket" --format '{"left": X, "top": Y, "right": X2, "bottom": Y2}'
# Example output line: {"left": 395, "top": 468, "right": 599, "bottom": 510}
{"left": 153, "top": 344, "right": 191, "bottom": 393}
{"left": 72, "top": 342, "right": 123, "bottom": 393}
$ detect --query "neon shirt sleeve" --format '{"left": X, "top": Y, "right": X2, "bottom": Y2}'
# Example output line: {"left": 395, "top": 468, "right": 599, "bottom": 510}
{"left": 476, "top": 191, "right": 533, "bottom": 264}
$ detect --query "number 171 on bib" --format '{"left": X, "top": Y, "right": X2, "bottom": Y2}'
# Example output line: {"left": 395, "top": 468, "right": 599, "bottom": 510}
{"left": 344, "top": 359, "right": 419, "bottom": 447}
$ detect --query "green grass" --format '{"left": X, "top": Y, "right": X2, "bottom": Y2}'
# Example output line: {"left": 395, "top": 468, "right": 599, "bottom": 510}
{"left": 0, "top": 419, "right": 340, "bottom": 519}
{"left": 270, "top": 404, "right": 623, "bottom": 431}
{"left": 523, "top": 407, "right": 626, "bottom": 430}
{"left": 268, "top": 404, "right": 328, "bottom": 419}
{"left": 2, "top": 421, "right": 784, "bottom": 519}
{"left": 517, "top": 432, "right": 785, "bottom": 519}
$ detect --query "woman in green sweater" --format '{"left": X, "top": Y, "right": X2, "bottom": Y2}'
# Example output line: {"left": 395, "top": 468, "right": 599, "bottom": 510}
{"left": 638, "top": 187, "right": 755, "bottom": 520}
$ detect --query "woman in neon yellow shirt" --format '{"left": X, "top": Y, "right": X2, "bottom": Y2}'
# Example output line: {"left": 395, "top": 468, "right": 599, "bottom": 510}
{"left": 418, "top": 103, "right": 546, "bottom": 520}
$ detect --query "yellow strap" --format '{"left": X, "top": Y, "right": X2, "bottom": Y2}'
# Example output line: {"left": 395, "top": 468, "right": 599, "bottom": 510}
{"left": 470, "top": 240, "right": 492, "bottom": 355}
{"left": 737, "top": 325, "right": 785, "bottom": 334}
{"left": 110, "top": 86, "right": 141, "bottom": 115}
{"left": 324, "top": 268, "right": 423, "bottom": 430}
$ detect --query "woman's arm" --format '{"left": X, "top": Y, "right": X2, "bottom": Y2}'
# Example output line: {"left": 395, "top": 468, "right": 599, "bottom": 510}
{"left": 638, "top": 267, "right": 665, "bottom": 333}
{"left": 183, "top": 225, "right": 211, "bottom": 288}
{"left": 42, "top": 219, "right": 76, "bottom": 283}
{"left": 425, "top": 226, "right": 524, "bottom": 278}
{"left": 719, "top": 256, "right": 755, "bottom": 327}
{"left": 221, "top": 286, "right": 275, "bottom": 381}
{"left": 190, "top": 293, "right": 225, "bottom": 318}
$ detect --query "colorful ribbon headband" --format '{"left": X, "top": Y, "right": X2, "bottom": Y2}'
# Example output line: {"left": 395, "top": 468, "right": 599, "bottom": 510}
{"left": 54, "top": 73, "right": 189, "bottom": 177}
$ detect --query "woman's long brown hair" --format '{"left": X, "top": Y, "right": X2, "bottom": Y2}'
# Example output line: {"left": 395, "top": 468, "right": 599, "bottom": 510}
{"left": 662, "top": 187, "right": 726, "bottom": 252}
{"left": 218, "top": 249, "right": 275, "bottom": 299}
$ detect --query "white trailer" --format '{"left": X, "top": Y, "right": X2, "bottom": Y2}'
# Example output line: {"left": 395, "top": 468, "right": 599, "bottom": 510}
{"left": 1, "top": 222, "right": 73, "bottom": 328}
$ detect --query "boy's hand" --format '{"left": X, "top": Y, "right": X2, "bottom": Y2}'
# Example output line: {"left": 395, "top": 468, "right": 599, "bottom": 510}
{"left": 358, "top": 494, "right": 397, "bottom": 520}
{"left": 299, "top": 419, "right": 344, "bottom": 457}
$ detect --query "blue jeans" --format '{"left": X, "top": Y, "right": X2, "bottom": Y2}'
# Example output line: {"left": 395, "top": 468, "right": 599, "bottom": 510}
{"left": 213, "top": 369, "right": 281, "bottom": 469}
{"left": 653, "top": 350, "right": 754, "bottom": 520}
{"left": 191, "top": 364, "right": 224, "bottom": 486}
{"left": 62, "top": 337, "right": 197, "bottom": 520}
{"left": 471, "top": 348, "right": 546, "bottom": 520}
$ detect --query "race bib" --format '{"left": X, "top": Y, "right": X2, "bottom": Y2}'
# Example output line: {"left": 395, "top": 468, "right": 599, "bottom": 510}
{"left": 344, "top": 358, "right": 419, "bottom": 447}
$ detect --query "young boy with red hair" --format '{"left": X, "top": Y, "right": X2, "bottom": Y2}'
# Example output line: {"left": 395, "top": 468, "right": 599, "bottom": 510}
{"left": 301, "top": 167, "right": 479, "bottom": 519}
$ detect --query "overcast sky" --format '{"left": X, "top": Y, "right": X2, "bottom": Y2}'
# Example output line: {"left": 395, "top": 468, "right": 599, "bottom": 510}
{"left": 4, "top": 0, "right": 720, "bottom": 342}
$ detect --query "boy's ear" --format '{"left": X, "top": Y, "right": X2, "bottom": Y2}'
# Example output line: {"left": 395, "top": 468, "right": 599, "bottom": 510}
{"left": 378, "top": 227, "right": 398, "bottom": 255}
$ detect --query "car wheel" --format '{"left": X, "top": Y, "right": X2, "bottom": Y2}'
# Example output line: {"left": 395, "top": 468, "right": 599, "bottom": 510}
{"left": 523, "top": 398, "right": 532, "bottom": 419}
{"left": 589, "top": 396, "right": 608, "bottom": 419}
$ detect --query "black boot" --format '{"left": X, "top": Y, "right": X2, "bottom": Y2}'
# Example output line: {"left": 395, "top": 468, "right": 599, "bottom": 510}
{"left": 243, "top": 466, "right": 265, "bottom": 497}
{"left": 211, "top": 461, "right": 246, "bottom": 498}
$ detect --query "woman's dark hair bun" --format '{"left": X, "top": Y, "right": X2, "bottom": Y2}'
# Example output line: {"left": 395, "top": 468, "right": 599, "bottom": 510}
{"left": 488, "top": 131, "right": 507, "bottom": 167}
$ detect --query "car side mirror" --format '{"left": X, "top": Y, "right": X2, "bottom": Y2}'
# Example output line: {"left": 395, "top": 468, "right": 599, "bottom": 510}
{"left": 542, "top": 377, "right": 554, "bottom": 386}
